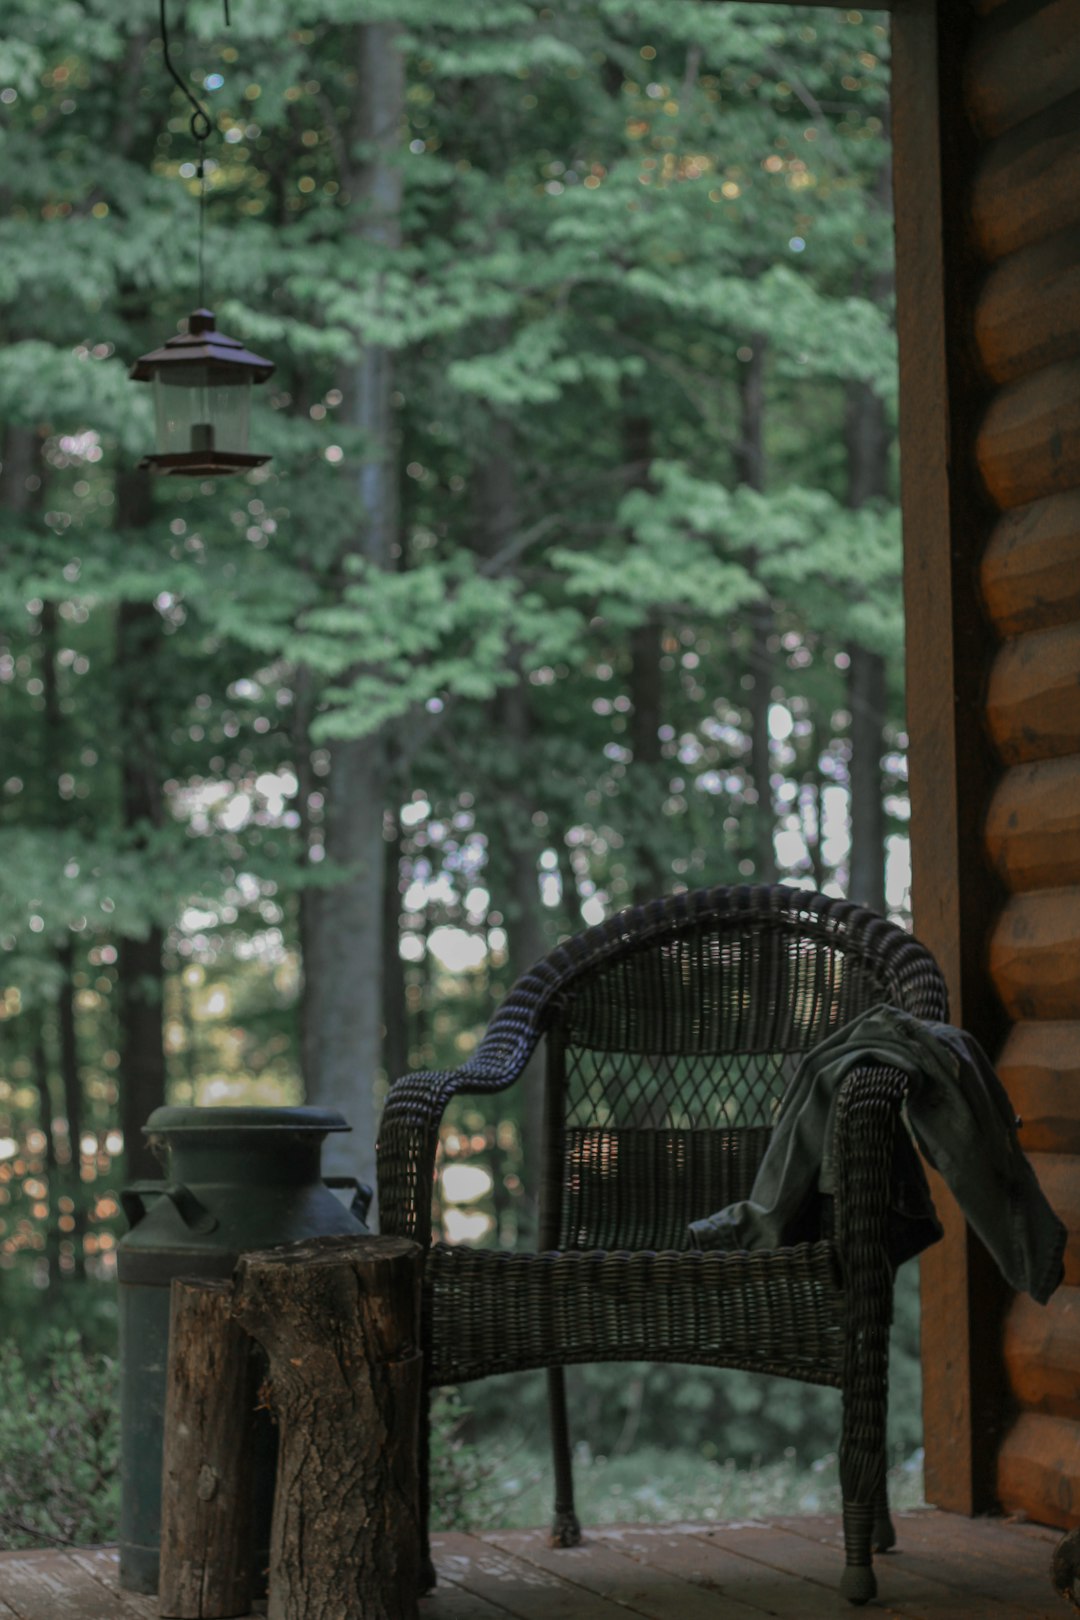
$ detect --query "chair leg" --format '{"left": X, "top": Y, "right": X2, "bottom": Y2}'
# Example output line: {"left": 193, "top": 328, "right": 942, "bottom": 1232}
{"left": 838, "top": 1370, "right": 887, "bottom": 1604}
{"left": 547, "top": 1366, "right": 582, "bottom": 1547}
{"left": 840, "top": 1499, "right": 877, "bottom": 1604}
{"left": 873, "top": 1478, "right": 896, "bottom": 1553}
{"left": 417, "top": 1388, "right": 436, "bottom": 1593}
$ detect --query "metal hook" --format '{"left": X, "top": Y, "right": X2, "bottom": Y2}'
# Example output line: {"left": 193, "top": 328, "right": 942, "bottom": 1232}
{"left": 159, "top": 0, "right": 231, "bottom": 144}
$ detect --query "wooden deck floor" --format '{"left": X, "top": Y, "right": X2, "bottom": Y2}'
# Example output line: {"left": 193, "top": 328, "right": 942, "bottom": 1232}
{"left": 0, "top": 1512, "right": 1064, "bottom": 1619}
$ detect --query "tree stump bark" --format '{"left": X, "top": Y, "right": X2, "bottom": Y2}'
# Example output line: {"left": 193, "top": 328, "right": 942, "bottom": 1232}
{"left": 1053, "top": 1528, "right": 1080, "bottom": 1612}
{"left": 232, "top": 1234, "right": 423, "bottom": 1620}
{"left": 159, "top": 1278, "right": 259, "bottom": 1619}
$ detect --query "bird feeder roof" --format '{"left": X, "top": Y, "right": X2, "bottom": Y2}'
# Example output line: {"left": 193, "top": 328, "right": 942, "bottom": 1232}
{"left": 130, "top": 308, "right": 274, "bottom": 383}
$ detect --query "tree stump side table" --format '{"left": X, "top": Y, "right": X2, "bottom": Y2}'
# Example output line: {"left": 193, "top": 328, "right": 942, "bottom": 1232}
{"left": 159, "top": 1234, "right": 423, "bottom": 1620}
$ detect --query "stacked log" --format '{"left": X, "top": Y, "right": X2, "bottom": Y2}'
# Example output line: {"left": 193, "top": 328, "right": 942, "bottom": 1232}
{"left": 963, "top": 0, "right": 1080, "bottom": 1528}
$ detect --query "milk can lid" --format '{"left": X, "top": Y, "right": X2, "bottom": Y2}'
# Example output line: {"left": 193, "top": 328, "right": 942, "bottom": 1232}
{"left": 143, "top": 1105, "right": 351, "bottom": 1135}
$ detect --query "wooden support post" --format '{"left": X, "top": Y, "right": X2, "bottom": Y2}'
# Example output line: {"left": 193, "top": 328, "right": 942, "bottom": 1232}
{"left": 231, "top": 1234, "right": 423, "bottom": 1620}
{"left": 893, "top": 0, "right": 1012, "bottom": 1515}
{"left": 159, "top": 1278, "right": 259, "bottom": 1619}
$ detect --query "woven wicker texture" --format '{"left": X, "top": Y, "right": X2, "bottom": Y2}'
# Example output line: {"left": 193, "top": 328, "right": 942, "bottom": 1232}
{"left": 425, "top": 1241, "right": 845, "bottom": 1384}
{"left": 377, "top": 884, "right": 948, "bottom": 1602}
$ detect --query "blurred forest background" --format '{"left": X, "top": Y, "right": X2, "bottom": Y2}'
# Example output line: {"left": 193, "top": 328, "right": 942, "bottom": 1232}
{"left": 0, "top": 0, "right": 921, "bottom": 1547}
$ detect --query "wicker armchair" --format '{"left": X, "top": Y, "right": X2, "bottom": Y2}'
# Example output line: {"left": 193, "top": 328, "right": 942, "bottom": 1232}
{"left": 377, "top": 884, "right": 947, "bottom": 1605}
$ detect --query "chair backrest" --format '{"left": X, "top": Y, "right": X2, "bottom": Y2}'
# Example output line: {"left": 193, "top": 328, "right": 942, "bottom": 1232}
{"left": 535, "top": 885, "right": 947, "bottom": 1251}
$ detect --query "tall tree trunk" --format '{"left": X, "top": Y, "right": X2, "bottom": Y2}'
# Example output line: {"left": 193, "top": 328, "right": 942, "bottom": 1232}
{"left": 736, "top": 338, "right": 776, "bottom": 881}
{"left": 629, "top": 616, "right": 665, "bottom": 903}
{"left": 847, "top": 638, "right": 888, "bottom": 914}
{"left": 303, "top": 24, "right": 404, "bottom": 1190}
{"left": 37, "top": 480, "right": 89, "bottom": 1278}
{"left": 293, "top": 663, "right": 322, "bottom": 1092}
{"left": 803, "top": 720, "right": 827, "bottom": 892}
{"left": 2, "top": 430, "right": 60, "bottom": 1283}
{"left": 381, "top": 812, "right": 408, "bottom": 1090}
{"left": 30, "top": 1018, "right": 63, "bottom": 1282}
{"left": 0, "top": 424, "right": 37, "bottom": 505}
{"left": 623, "top": 408, "right": 667, "bottom": 905}
{"left": 473, "top": 417, "right": 549, "bottom": 1230}
{"left": 56, "top": 941, "right": 87, "bottom": 1278}
{"left": 117, "top": 924, "right": 166, "bottom": 1180}
{"left": 504, "top": 752, "right": 547, "bottom": 1236}
{"left": 115, "top": 467, "right": 168, "bottom": 1181}
{"left": 844, "top": 145, "right": 893, "bottom": 918}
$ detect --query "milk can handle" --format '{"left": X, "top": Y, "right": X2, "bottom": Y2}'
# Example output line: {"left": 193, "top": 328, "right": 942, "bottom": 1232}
{"left": 325, "top": 1176, "right": 373, "bottom": 1225}
{"left": 121, "top": 1179, "right": 219, "bottom": 1234}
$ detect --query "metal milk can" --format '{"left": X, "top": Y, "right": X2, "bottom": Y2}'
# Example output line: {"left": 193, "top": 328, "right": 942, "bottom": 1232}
{"left": 117, "top": 1104, "right": 370, "bottom": 1594}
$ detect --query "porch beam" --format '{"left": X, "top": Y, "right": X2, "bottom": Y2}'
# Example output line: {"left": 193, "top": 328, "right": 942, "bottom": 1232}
{"left": 892, "top": 0, "right": 1011, "bottom": 1514}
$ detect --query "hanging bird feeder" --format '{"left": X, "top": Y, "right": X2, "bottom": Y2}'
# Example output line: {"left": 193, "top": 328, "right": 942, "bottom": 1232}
{"left": 131, "top": 0, "right": 274, "bottom": 476}
{"left": 131, "top": 308, "right": 273, "bottom": 475}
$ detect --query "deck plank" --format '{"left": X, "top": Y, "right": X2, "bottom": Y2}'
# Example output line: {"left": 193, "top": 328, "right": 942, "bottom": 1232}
{"left": 0, "top": 1545, "right": 264, "bottom": 1620}
{"left": 697, "top": 1518, "right": 1052, "bottom": 1619}
{"left": 426, "top": 1539, "right": 526, "bottom": 1620}
{"left": 0, "top": 1513, "right": 1066, "bottom": 1619}
{"left": 786, "top": 1511, "right": 1060, "bottom": 1616}
{"left": 893, "top": 1507, "right": 1060, "bottom": 1564}
{"left": 572, "top": 1522, "right": 899, "bottom": 1617}
{"left": 485, "top": 1527, "right": 771, "bottom": 1620}
{"left": 431, "top": 1530, "right": 636, "bottom": 1618}
{"left": 67, "top": 1549, "right": 160, "bottom": 1619}
{"left": 0, "top": 1549, "right": 140, "bottom": 1620}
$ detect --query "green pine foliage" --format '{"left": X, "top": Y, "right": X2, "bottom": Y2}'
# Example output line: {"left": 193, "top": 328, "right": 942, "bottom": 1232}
{"left": 0, "top": 0, "right": 918, "bottom": 1522}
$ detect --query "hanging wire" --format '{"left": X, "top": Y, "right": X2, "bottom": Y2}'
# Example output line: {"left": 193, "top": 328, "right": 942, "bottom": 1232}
{"left": 159, "top": 0, "right": 213, "bottom": 143}
{"left": 159, "top": 0, "right": 232, "bottom": 306}
{"left": 198, "top": 155, "right": 206, "bottom": 308}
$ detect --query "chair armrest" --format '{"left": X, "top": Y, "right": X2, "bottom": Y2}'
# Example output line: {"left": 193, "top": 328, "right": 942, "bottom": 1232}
{"left": 378, "top": 974, "right": 551, "bottom": 1242}
{"left": 377, "top": 1069, "right": 460, "bottom": 1243}
{"left": 831, "top": 1062, "right": 909, "bottom": 1265}
{"left": 377, "top": 1049, "right": 533, "bottom": 1242}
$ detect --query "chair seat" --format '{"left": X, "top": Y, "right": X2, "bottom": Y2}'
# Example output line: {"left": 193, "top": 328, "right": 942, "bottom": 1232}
{"left": 425, "top": 1239, "right": 846, "bottom": 1386}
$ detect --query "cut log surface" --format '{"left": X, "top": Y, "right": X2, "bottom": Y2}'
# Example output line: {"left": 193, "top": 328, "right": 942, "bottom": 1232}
{"left": 1005, "top": 1285, "right": 1080, "bottom": 1417}
{"left": 990, "top": 889, "right": 1080, "bottom": 1020}
{"left": 975, "top": 228, "right": 1080, "bottom": 385}
{"left": 972, "top": 92, "right": 1080, "bottom": 262}
{"left": 964, "top": 0, "right": 1080, "bottom": 139}
{"left": 977, "top": 358, "right": 1080, "bottom": 511}
{"left": 981, "top": 492, "right": 1080, "bottom": 636}
{"left": 231, "top": 1233, "right": 423, "bottom": 1620}
{"left": 158, "top": 1279, "right": 259, "bottom": 1620}
{"left": 998, "top": 1021, "right": 1080, "bottom": 1153}
{"left": 998, "top": 1410, "right": 1080, "bottom": 1526}
{"left": 985, "top": 622, "right": 1080, "bottom": 765}
{"left": 985, "top": 758, "right": 1080, "bottom": 891}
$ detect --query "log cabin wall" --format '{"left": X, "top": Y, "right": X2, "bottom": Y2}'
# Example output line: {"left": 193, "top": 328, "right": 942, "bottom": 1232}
{"left": 893, "top": 0, "right": 1080, "bottom": 1525}
{"left": 968, "top": 0, "right": 1080, "bottom": 1527}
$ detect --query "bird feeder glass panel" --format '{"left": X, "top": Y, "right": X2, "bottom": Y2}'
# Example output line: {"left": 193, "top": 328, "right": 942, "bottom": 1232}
{"left": 130, "top": 310, "right": 273, "bottom": 476}
{"left": 151, "top": 363, "right": 252, "bottom": 459}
